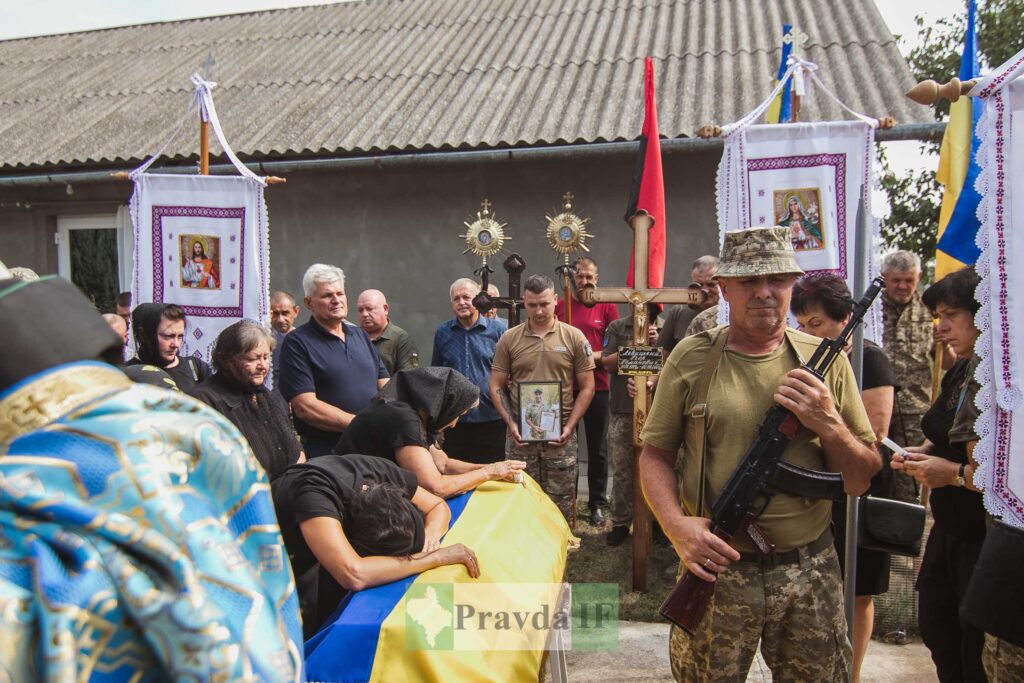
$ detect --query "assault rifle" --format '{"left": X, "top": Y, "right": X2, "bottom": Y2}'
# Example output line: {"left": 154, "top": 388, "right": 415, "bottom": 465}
{"left": 659, "top": 275, "right": 885, "bottom": 634}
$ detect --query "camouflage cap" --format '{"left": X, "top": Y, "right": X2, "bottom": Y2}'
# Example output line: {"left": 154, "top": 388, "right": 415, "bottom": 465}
{"left": 715, "top": 226, "right": 804, "bottom": 278}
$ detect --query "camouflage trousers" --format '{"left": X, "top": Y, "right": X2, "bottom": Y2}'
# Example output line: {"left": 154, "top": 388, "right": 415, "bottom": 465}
{"left": 669, "top": 545, "right": 851, "bottom": 683}
{"left": 985, "top": 634, "right": 1024, "bottom": 682}
{"left": 608, "top": 414, "right": 634, "bottom": 527}
{"left": 506, "top": 431, "right": 578, "bottom": 527}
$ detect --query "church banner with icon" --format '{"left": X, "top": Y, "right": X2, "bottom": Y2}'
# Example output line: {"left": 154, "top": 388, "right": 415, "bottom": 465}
{"left": 713, "top": 60, "right": 883, "bottom": 340}
{"left": 130, "top": 173, "right": 270, "bottom": 362}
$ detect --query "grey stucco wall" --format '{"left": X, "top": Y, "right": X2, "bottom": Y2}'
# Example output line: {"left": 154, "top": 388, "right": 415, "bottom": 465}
{"left": 0, "top": 146, "right": 721, "bottom": 359}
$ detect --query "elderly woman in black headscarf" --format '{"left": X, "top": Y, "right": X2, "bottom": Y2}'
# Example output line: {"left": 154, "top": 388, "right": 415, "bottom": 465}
{"left": 126, "top": 302, "right": 211, "bottom": 392}
{"left": 189, "top": 320, "right": 304, "bottom": 480}
{"left": 336, "top": 367, "right": 526, "bottom": 498}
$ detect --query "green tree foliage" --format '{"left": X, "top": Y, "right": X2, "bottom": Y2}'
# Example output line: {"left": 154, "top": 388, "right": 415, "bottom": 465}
{"left": 879, "top": 0, "right": 1024, "bottom": 268}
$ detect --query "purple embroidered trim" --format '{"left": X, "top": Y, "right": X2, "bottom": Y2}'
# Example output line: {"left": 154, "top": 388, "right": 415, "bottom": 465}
{"left": 746, "top": 153, "right": 848, "bottom": 277}
{"left": 992, "top": 408, "right": 1021, "bottom": 516}
{"left": 152, "top": 205, "right": 246, "bottom": 317}
{"left": 977, "top": 53, "right": 1024, "bottom": 97}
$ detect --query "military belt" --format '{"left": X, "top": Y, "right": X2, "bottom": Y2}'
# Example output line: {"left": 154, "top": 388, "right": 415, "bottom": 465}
{"left": 737, "top": 528, "right": 833, "bottom": 570}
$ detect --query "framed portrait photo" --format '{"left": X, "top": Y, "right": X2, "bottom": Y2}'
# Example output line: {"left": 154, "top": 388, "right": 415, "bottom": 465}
{"left": 518, "top": 381, "right": 562, "bottom": 442}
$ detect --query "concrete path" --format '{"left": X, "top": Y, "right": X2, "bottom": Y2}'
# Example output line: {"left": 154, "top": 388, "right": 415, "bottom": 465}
{"left": 551, "top": 621, "right": 936, "bottom": 682}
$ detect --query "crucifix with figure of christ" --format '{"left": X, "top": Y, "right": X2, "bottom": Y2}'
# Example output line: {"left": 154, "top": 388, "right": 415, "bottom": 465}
{"left": 580, "top": 212, "right": 705, "bottom": 591}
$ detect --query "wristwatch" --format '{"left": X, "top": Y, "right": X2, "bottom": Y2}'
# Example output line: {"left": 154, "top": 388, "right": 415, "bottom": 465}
{"left": 954, "top": 463, "right": 967, "bottom": 488}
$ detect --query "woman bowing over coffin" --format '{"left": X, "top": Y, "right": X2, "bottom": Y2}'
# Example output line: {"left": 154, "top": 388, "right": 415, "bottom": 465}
{"left": 336, "top": 367, "right": 526, "bottom": 498}
{"left": 271, "top": 454, "right": 480, "bottom": 638}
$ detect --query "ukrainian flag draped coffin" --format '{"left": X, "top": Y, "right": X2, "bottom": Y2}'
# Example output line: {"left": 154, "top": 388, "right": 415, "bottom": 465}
{"left": 304, "top": 477, "right": 570, "bottom": 683}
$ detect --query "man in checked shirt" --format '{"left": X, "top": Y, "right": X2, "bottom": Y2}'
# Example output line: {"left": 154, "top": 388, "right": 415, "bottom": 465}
{"left": 431, "top": 278, "right": 508, "bottom": 464}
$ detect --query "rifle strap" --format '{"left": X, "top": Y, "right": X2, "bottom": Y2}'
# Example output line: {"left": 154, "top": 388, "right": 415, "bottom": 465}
{"left": 691, "top": 327, "right": 729, "bottom": 517}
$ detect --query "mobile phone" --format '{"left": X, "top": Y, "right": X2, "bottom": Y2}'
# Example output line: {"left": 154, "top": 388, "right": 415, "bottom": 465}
{"left": 881, "top": 437, "right": 909, "bottom": 457}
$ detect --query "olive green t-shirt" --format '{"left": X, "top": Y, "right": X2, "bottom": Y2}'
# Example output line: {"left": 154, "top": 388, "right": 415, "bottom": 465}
{"left": 641, "top": 326, "right": 876, "bottom": 552}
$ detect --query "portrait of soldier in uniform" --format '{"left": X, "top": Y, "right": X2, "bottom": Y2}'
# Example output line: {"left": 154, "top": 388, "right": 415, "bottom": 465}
{"left": 519, "top": 382, "right": 560, "bottom": 442}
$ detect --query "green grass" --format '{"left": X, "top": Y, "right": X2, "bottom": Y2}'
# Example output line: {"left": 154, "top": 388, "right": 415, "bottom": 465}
{"left": 566, "top": 501, "right": 681, "bottom": 623}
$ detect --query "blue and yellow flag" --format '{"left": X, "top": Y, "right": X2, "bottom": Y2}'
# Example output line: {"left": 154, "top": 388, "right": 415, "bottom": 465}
{"left": 765, "top": 24, "right": 794, "bottom": 124}
{"left": 935, "top": 0, "right": 982, "bottom": 278}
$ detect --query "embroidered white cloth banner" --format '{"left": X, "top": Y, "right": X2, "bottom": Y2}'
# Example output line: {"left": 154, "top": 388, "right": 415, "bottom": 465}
{"left": 130, "top": 174, "right": 270, "bottom": 363}
{"left": 969, "top": 50, "right": 1024, "bottom": 528}
{"left": 715, "top": 120, "right": 883, "bottom": 341}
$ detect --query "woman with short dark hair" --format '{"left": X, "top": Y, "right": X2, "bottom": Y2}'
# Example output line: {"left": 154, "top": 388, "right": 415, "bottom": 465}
{"left": 892, "top": 266, "right": 986, "bottom": 682}
{"left": 271, "top": 454, "right": 479, "bottom": 637}
{"left": 792, "top": 272, "right": 898, "bottom": 683}
{"left": 189, "top": 320, "right": 303, "bottom": 480}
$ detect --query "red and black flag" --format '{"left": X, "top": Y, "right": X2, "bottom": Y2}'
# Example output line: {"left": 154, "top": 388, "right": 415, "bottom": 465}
{"left": 624, "top": 56, "right": 666, "bottom": 290}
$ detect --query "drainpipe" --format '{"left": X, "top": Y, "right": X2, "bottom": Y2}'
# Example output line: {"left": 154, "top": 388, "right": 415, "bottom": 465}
{"left": 0, "top": 123, "right": 945, "bottom": 187}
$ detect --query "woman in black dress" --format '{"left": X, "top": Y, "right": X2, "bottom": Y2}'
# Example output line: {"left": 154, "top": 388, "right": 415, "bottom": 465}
{"left": 891, "top": 267, "right": 986, "bottom": 682}
{"left": 337, "top": 367, "right": 526, "bottom": 498}
{"left": 792, "top": 272, "right": 897, "bottom": 683}
{"left": 189, "top": 320, "right": 303, "bottom": 480}
{"left": 272, "top": 454, "right": 480, "bottom": 637}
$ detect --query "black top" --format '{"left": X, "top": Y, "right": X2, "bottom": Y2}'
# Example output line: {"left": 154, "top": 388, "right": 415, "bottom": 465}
{"left": 336, "top": 401, "right": 430, "bottom": 462}
{"left": 835, "top": 341, "right": 901, "bottom": 541}
{"left": 858, "top": 340, "right": 900, "bottom": 497}
{"left": 277, "top": 319, "right": 388, "bottom": 454}
{"left": 921, "top": 358, "right": 987, "bottom": 539}
{"left": 157, "top": 356, "right": 211, "bottom": 394}
{"left": 188, "top": 372, "right": 302, "bottom": 480}
{"left": 271, "top": 455, "right": 418, "bottom": 635}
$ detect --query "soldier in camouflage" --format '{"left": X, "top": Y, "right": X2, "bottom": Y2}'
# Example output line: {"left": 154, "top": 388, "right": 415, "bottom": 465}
{"left": 685, "top": 303, "right": 720, "bottom": 337}
{"left": 490, "top": 275, "right": 596, "bottom": 527}
{"left": 639, "top": 227, "right": 879, "bottom": 682}
{"left": 881, "top": 251, "right": 938, "bottom": 503}
{"left": 523, "top": 389, "right": 551, "bottom": 440}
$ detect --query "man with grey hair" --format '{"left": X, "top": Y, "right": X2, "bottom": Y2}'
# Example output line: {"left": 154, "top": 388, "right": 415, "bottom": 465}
{"left": 489, "top": 274, "right": 595, "bottom": 526}
{"left": 431, "top": 277, "right": 508, "bottom": 463}
{"left": 658, "top": 255, "right": 721, "bottom": 356}
{"left": 278, "top": 263, "right": 389, "bottom": 458}
{"left": 881, "top": 250, "right": 935, "bottom": 502}
{"left": 357, "top": 288, "right": 419, "bottom": 374}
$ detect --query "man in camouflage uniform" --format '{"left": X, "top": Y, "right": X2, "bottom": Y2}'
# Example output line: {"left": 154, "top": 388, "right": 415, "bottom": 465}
{"left": 601, "top": 305, "right": 660, "bottom": 545}
{"left": 881, "top": 250, "right": 935, "bottom": 502}
{"left": 523, "top": 389, "right": 551, "bottom": 440}
{"left": 490, "top": 274, "right": 595, "bottom": 527}
{"left": 639, "top": 227, "right": 879, "bottom": 682}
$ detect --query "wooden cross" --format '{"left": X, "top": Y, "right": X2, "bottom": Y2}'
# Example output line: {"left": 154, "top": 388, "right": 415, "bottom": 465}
{"left": 580, "top": 213, "right": 704, "bottom": 592}
{"left": 474, "top": 253, "right": 527, "bottom": 326}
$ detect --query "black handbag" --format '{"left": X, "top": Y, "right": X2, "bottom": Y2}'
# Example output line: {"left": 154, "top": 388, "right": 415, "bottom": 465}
{"left": 857, "top": 496, "right": 926, "bottom": 557}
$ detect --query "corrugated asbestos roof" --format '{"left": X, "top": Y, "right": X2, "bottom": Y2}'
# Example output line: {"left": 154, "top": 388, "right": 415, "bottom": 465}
{"left": 0, "top": 0, "right": 930, "bottom": 170}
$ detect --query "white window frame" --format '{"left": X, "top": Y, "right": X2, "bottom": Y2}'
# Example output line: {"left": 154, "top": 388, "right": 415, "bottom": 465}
{"left": 55, "top": 213, "right": 119, "bottom": 281}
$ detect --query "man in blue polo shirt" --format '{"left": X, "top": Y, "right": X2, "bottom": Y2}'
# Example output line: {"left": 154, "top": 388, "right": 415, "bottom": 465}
{"left": 431, "top": 277, "right": 507, "bottom": 464}
{"left": 279, "top": 264, "right": 389, "bottom": 458}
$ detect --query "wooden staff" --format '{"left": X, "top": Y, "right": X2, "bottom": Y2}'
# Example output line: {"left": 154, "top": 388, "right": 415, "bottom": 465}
{"left": 581, "top": 213, "right": 705, "bottom": 591}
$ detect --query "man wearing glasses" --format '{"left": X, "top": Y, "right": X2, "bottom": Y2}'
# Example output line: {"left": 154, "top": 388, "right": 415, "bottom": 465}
{"left": 657, "top": 255, "right": 720, "bottom": 356}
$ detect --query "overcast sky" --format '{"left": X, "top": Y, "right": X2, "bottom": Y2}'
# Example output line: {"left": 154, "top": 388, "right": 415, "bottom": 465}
{"left": 0, "top": 0, "right": 970, "bottom": 179}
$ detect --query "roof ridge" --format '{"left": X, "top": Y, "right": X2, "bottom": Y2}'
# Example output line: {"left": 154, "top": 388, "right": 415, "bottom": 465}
{"left": 0, "top": 39, "right": 899, "bottom": 108}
